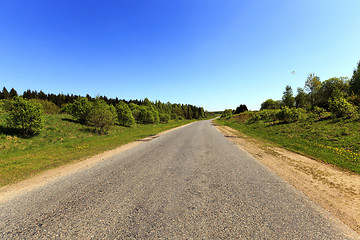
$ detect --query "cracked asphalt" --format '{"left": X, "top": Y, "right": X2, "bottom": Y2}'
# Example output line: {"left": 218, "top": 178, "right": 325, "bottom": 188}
{"left": 0, "top": 120, "right": 358, "bottom": 239}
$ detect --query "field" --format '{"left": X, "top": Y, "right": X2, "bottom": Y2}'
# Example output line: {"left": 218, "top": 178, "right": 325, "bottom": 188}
{"left": 216, "top": 115, "right": 360, "bottom": 174}
{"left": 0, "top": 113, "right": 194, "bottom": 187}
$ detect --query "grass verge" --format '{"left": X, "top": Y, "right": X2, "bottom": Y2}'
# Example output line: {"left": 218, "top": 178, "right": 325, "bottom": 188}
{"left": 0, "top": 113, "right": 194, "bottom": 187}
{"left": 215, "top": 117, "right": 360, "bottom": 174}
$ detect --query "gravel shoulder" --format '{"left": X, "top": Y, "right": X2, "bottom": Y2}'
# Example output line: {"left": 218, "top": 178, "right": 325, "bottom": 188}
{"left": 215, "top": 124, "right": 360, "bottom": 234}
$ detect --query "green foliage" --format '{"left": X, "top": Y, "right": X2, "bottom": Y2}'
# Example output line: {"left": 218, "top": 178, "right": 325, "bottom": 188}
{"left": 116, "top": 101, "right": 135, "bottom": 127}
{"left": 295, "top": 88, "right": 309, "bottom": 109}
{"left": 138, "top": 106, "right": 159, "bottom": 124}
{"left": 318, "top": 77, "right": 350, "bottom": 108}
{"left": 0, "top": 87, "right": 9, "bottom": 99}
{"left": 88, "top": 99, "right": 116, "bottom": 135}
{"left": 304, "top": 73, "right": 321, "bottom": 107}
{"left": 159, "top": 113, "right": 170, "bottom": 123}
{"left": 282, "top": 85, "right": 295, "bottom": 108}
{"left": 328, "top": 97, "right": 357, "bottom": 118}
{"left": 30, "top": 99, "right": 60, "bottom": 114}
{"left": 6, "top": 97, "right": 44, "bottom": 137}
{"left": 216, "top": 116, "right": 360, "bottom": 174}
{"left": 0, "top": 112, "right": 193, "bottom": 186}
{"left": 311, "top": 106, "right": 327, "bottom": 118}
{"left": 234, "top": 104, "right": 248, "bottom": 114}
{"left": 350, "top": 61, "right": 360, "bottom": 96}
{"left": 260, "top": 99, "right": 280, "bottom": 110}
{"left": 276, "top": 107, "right": 306, "bottom": 123}
{"left": 71, "top": 97, "right": 93, "bottom": 124}
{"left": 221, "top": 109, "right": 233, "bottom": 118}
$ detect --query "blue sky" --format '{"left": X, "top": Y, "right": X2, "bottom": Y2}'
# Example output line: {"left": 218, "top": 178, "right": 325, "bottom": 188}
{"left": 1, "top": 0, "right": 360, "bottom": 111}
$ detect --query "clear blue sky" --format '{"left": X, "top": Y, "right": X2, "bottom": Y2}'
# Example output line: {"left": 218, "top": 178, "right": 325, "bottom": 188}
{"left": 1, "top": 0, "right": 360, "bottom": 111}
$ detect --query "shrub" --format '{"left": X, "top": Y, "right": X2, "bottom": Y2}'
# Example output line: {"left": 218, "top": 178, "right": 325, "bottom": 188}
{"left": 116, "top": 102, "right": 135, "bottom": 127}
{"left": 88, "top": 100, "right": 116, "bottom": 135}
{"left": 221, "top": 109, "right": 233, "bottom": 118}
{"left": 71, "top": 97, "right": 93, "bottom": 124}
{"left": 311, "top": 106, "right": 326, "bottom": 118}
{"left": 138, "top": 106, "right": 155, "bottom": 124}
{"left": 30, "top": 99, "right": 60, "bottom": 114}
{"left": 276, "top": 107, "right": 305, "bottom": 123}
{"left": 159, "top": 113, "right": 170, "bottom": 123}
{"left": 328, "top": 97, "right": 357, "bottom": 118}
{"left": 6, "top": 97, "right": 44, "bottom": 137}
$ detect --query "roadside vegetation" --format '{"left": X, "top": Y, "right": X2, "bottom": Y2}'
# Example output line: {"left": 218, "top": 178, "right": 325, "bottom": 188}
{"left": 217, "top": 60, "right": 360, "bottom": 174}
{"left": 0, "top": 89, "right": 213, "bottom": 186}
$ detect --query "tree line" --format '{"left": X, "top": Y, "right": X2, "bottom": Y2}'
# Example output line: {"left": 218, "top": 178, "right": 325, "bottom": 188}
{"left": 0, "top": 88, "right": 207, "bottom": 136}
{"left": 260, "top": 61, "right": 360, "bottom": 114}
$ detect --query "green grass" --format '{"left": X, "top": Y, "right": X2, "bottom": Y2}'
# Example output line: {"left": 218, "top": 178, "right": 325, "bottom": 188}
{"left": 216, "top": 116, "right": 360, "bottom": 174}
{"left": 0, "top": 113, "right": 194, "bottom": 187}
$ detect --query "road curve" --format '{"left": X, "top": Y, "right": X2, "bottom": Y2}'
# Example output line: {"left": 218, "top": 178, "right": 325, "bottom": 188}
{"left": 0, "top": 120, "right": 358, "bottom": 239}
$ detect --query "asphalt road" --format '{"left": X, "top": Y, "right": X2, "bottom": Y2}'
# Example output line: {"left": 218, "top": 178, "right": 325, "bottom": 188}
{"left": 0, "top": 120, "right": 358, "bottom": 239}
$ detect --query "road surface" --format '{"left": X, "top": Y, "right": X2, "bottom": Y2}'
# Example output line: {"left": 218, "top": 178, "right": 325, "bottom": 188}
{"left": 0, "top": 120, "right": 358, "bottom": 239}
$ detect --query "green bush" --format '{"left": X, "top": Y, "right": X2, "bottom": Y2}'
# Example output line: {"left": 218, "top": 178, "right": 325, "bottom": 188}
{"left": 276, "top": 107, "right": 306, "bottom": 123}
{"left": 159, "top": 113, "right": 170, "bottom": 123}
{"left": 116, "top": 102, "right": 135, "bottom": 127}
{"left": 329, "top": 97, "right": 357, "bottom": 118}
{"left": 311, "top": 106, "right": 326, "bottom": 118}
{"left": 138, "top": 106, "right": 155, "bottom": 124}
{"left": 221, "top": 109, "right": 233, "bottom": 118}
{"left": 88, "top": 100, "right": 116, "bottom": 135}
{"left": 71, "top": 97, "right": 93, "bottom": 124}
{"left": 6, "top": 97, "right": 44, "bottom": 137}
{"left": 30, "top": 99, "right": 60, "bottom": 114}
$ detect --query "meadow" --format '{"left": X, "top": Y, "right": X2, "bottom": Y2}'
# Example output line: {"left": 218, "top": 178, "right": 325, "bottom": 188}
{"left": 216, "top": 113, "right": 360, "bottom": 174}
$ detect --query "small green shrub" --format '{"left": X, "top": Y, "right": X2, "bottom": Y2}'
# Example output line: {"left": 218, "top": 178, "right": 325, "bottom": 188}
{"left": 88, "top": 100, "right": 116, "bottom": 135}
{"left": 312, "top": 106, "right": 326, "bottom": 118}
{"left": 6, "top": 97, "right": 44, "bottom": 137}
{"left": 276, "top": 107, "right": 306, "bottom": 123}
{"left": 159, "top": 113, "right": 171, "bottom": 123}
{"left": 71, "top": 97, "right": 93, "bottom": 124}
{"left": 30, "top": 99, "right": 60, "bottom": 114}
{"left": 116, "top": 102, "right": 135, "bottom": 127}
{"left": 221, "top": 109, "right": 233, "bottom": 118}
{"left": 329, "top": 97, "right": 357, "bottom": 118}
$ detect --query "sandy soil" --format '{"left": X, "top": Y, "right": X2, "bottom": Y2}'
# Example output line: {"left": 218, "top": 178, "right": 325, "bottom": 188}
{"left": 215, "top": 124, "right": 360, "bottom": 234}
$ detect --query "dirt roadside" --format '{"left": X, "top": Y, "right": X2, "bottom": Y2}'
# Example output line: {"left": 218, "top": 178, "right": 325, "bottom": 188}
{"left": 215, "top": 124, "right": 360, "bottom": 234}
{"left": 0, "top": 122, "right": 194, "bottom": 203}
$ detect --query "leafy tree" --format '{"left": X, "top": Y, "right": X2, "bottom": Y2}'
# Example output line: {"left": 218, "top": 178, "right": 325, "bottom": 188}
{"left": 6, "top": 97, "right": 44, "bottom": 137}
{"left": 0, "top": 87, "right": 9, "bottom": 99}
{"left": 71, "top": 97, "right": 93, "bottom": 124}
{"left": 234, "top": 104, "right": 248, "bottom": 114}
{"left": 260, "top": 99, "right": 279, "bottom": 110}
{"left": 328, "top": 97, "right": 357, "bottom": 118}
{"left": 295, "top": 87, "right": 309, "bottom": 109}
{"left": 304, "top": 73, "right": 321, "bottom": 107}
{"left": 282, "top": 85, "right": 295, "bottom": 108}
{"left": 318, "top": 77, "right": 349, "bottom": 108}
{"left": 350, "top": 60, "right": 360, "bottom": 96}
{"left": 116, "top": 101, "right": 135, "bottom": 127}
{"left": 88, "top": 99, "right": 116, "bottom": 135}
